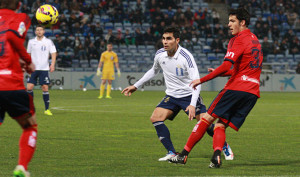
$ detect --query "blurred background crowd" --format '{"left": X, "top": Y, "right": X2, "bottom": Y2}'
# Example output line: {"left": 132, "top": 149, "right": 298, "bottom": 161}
{"left": 19, "top": 0, "right": 300, "bottom": 73}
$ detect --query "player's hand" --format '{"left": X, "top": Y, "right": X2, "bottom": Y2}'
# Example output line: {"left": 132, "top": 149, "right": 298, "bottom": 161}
{"left": 50, "top": 64, "right": 55, "bottom": 72}
{"left": 121, "top": 85, "right": 137, "bottom": 97}
{"left": 26, "top": 63, "right": 35, "bottom": 74}
{"left": 185, "top": 105, "right": 196, "bottom": 121}
{"left": 189, "top": 79, "right": 201, "bottom": 90}
{"left": 117, "top": 69, "right": 121, "bottom": 77}
{"left": 96, "top": 68, "right": 102, "bottom": 77}
{"left": 19, "top": 59, "right": 26, "bottom": 72}
{"left": 208, "top": 68, "right": 215, "bottom": 73}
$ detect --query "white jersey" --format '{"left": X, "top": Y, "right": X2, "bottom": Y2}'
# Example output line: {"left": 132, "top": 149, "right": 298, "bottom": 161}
{"left": 27, "top": 36, "right": 57, "bottom": 70}
{"left": 134, "top": 46, "right": 201, "bottom": 107}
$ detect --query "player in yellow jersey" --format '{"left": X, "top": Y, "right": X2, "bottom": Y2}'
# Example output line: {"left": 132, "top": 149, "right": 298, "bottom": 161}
{"left": 97, "top": 43, "right": 121, "bottom": 99}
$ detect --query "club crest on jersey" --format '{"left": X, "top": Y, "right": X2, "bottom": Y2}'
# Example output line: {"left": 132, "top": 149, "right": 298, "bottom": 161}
{"left": 111, "top": 56, "right": 114, "bottom": 60}
{"left": 18, "top": 22, "right": 26, "bottom": 36}
{"left": 41, "top": 45, "right": 46, "bottom": 51}
{"left": 176, "top": 65, "right": 184, "bottom": 76}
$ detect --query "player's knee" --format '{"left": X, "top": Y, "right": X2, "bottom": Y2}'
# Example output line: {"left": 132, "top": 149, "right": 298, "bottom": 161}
{"left": 27, "top": 85, "right": 34, "bottom": 91}
{"left": 202, "top": 113, "right": 216, "bottom": 123}
{"left": 17, "top": 114, "right": 37, "bottom": 129}
{"left": 150, "top": 115, "right": 164, "bottom": 123}
{"left": 150, "top": 116, "right": 157, "bottom": 123}
{"left": 215, "top": 121, "right": 227, "bottom": 129}
{"left": 41, "top": 85, "right": 48, "bottom": 91}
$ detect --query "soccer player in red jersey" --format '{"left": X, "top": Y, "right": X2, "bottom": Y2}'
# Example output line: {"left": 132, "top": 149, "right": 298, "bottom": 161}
{"left": 169, "top": 8, "right": 263, "bottom": 168}
{"left": 0, "top": 0, "right": 37, "bottom": 176}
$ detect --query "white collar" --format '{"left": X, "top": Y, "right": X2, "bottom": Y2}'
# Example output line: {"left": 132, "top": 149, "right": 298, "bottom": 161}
{"left": 35, "top": 36, "right": 45, "bottom": 41}
{"left": 163, "top": 45, "right": 182, "bottom": 59}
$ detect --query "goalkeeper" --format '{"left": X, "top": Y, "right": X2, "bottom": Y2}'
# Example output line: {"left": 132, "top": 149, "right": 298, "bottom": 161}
{"left": 96, "top": 43, "right": 121, "bottom": 99}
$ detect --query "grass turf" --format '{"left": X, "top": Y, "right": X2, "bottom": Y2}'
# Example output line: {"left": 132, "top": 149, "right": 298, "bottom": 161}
{"left": 0, "top": 90, "right": 299, "bottom": 176}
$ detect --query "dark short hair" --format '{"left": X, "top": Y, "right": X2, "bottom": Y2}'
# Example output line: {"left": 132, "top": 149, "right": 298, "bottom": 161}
{"left": 229, "top": 8, "right": 250, "bottom": 27}
{"left": 36, "top": 24, "right": 45, "bottom": 29}
{"left": 0, "top": 0, "right": 20, "bottom": 10}
{"left": 163, "top": 26, "right": 181, "bottom": 39}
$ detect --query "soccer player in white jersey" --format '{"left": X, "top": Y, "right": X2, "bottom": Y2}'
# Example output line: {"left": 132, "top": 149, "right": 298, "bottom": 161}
{"left": 27, "top": 24, "right": 57, "bottom": 116}
{"left": 122, "top": 27, "right": 233, "bottom": 161}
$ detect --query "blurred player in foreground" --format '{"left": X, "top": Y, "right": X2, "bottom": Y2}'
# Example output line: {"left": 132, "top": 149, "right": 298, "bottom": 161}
{"left": 122, "top": 26, "right": 233, "bottom": 161}
{"left": 169, "top": 8, "right": 262, "bottom": 168}
{"left": 0, "top": 0, "right": 37, "bottom": 176}
{"left": 27, "top": 24, "right": 57, "bottom": 116}
{"left": 97, "top": 42, "right": 121, "bottom": 99}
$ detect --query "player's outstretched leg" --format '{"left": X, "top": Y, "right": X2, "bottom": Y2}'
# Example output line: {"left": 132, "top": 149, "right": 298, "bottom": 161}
{"left": 207, "top": 124, "right": 234, "bottom": 160}
{"left": 168, "top": 153, "right": 188, "bottom": 165}
{"left": 209, "top": 150, "right": 222, "bottom": 168}
{"left": 18, "top": 125, "right": 37, "bottom": 169}
{"left": 14, "top": 123, "right": 37, "bottom": 177}
{"left": 153, "top": 121, "right": 176, "bottom": 161}
{"left": 170, "top": 118, "right": 211, "bottom": 165}
{"left": 209, "top": 126, "right": 226, "bottom": 168}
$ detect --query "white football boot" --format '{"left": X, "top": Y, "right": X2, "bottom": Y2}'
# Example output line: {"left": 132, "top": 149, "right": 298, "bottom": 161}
{"left": 158, "top": 151, "right": 176, "bottom": 161}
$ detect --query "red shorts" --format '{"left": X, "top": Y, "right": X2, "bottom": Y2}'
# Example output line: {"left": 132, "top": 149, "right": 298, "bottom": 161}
{"left": 207, "top": 89, "right": 258, "bottom": 131}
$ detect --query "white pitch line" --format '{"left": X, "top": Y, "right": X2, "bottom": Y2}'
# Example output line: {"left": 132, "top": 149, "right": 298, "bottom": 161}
{"left": 52, "top": 107, "right": 118, "bottom": 113}
{"left": 52, "top": 107, "right": 151, "bottom": 114}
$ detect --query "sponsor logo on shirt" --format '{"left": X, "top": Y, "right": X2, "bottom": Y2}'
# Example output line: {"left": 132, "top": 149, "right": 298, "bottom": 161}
{"left": 241, "top": 75, "right": 259, "bottom": 84}
{"left": 0, "top": 69, "right": 12, "bottom": 75}
{"left": 18, "top": 22, "right": 26, "bottom": 36}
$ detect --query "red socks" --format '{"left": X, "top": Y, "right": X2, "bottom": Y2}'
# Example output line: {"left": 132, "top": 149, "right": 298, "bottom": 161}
{"left": 184, "top": 118, "right": 211, "bottom": 152}
{"left": 18, "top": 125, "right": 38, "bottom": 170}
{"left": 213, "top": 126, "right": 226, "bottom": 151}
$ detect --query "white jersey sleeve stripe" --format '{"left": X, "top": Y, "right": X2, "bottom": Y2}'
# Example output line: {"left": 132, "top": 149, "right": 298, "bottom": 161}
{"left": 155, "top": 48, "right": 165, "bottom": 56}
{"left": 179, "top": 50, "right": 194, "bottom": 68}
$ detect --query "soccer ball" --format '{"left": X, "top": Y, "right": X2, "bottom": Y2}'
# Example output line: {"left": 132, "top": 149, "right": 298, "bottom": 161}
{"left": 35, "top": 4, "right": 59, "bottom": 25}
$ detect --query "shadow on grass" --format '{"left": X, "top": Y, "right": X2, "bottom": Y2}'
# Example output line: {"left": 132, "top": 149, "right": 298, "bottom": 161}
{"left": 229, "top": 159, "right": 300, "bottom": 167}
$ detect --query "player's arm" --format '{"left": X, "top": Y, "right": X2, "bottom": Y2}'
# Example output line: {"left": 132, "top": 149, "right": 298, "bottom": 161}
{"left": 50, "top": 52, "right": 57, "bottom": 72}
{"left": 49, "top": 40, "right": 57, "bottom": 72}
{"left": 121, "top": 67, "right": 158, "bottom": 96}
{"left": 7, "top": 31, "right": 35, "bottom": 73}
{"left": 114, "top": 54, "right": 121, "bottom": 77}
{"left": 208, "top": 67, "right": 233, "bottom": 76}
{"left": 190, "top": 61, "right": 233, "bottom": 89}
{"left": 122, "top": 57, "right": 160, "bottom": 96}
{"left": 186, "top": 56, "right": 201, "bottom": 120}
{"left": 191, "top": 37, "right": 244, "bottom": 89}
{"left": 97, "top": 54, "right": 104, "bottom": 76}
{"left": 115, "top": 62, "right": 121, "bottom": 77}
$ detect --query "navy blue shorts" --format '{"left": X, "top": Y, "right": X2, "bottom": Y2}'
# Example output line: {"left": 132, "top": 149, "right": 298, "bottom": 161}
{"left": 0, "top": 90, "right": 35, "bottom": 124}
{"left": 157, "top": 95, "right": 207, "bottom": 120}
{"left": 207, "top": 89, "right": 258, "bottom": 131}
{"left": 27, "top": 70, "right": 50, "bottom": 85}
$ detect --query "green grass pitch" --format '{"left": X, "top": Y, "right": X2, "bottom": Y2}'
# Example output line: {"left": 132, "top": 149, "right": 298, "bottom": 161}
{"left": 0, "top": 90, "right": 299, "bottom": 176}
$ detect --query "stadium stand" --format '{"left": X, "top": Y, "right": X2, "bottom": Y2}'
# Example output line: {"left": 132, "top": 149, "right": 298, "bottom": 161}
{"left": 21, "top": 0, "right": 300, "bottom": 74}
